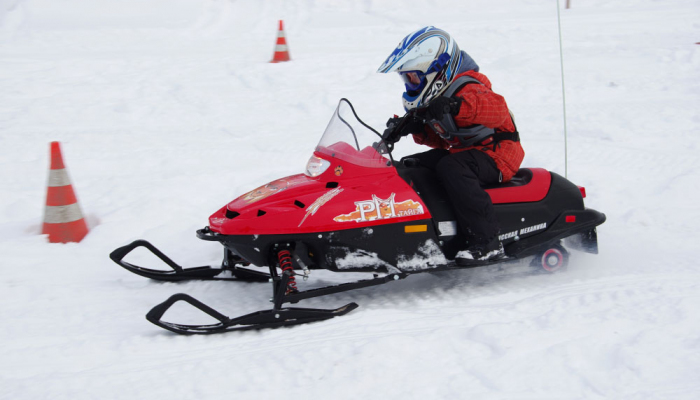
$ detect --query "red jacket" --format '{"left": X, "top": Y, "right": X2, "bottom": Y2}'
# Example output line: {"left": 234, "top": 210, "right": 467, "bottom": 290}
{"left": 413, "top": 70, "right": 524, "bottom": 181}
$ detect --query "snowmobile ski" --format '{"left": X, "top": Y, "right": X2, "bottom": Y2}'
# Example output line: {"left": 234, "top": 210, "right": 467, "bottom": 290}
{"left": 144, "top": 265, "right": 401, "bottom": 334}
{"left": 109, "top": 240, "right": 270, "bottom": 282}
{"left": 146, "top": 293, "right": 359, "bottom": 335}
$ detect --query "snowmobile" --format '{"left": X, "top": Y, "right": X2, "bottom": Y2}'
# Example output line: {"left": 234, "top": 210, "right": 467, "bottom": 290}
{"left": 110, "top": 99, "right": 605, "bottom": 335}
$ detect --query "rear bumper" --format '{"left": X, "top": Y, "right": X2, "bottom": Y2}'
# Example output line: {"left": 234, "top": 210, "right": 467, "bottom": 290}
{"left": 505, "top": 208, "right": 606, "bottom": 257}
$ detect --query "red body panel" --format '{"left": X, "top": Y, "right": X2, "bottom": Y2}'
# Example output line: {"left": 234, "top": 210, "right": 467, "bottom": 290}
{"left": 210, "top": 152, "right": 431, "bottom": 235}
{"left": 209, "top": 153, "right": 552, "bottom": 235}
{"left": 486, "top": 168, "right": 551, "bottom": 204}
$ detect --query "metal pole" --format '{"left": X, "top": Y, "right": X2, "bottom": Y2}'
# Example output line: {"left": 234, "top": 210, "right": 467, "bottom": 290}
{"left": 556, "top": 0, "right": 569, "bottom": 178}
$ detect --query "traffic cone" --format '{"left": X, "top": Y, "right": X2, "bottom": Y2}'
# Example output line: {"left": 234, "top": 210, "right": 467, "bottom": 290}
{"left": 42, "top": 142, "right": 89, "bottom": 243}
{"left": 270, "top": 20, "right": 291, "bottom": 63}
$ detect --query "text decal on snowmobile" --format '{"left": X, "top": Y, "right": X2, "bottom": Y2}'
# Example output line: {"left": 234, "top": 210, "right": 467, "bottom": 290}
{"left": 499, "top": 222, "right": 547, "bottom": 241}
{"left": 334, "top": 193, "right": 424, "bottom": 223}
{"left": 299, "top": 187, "right": 344, "bottom": 227}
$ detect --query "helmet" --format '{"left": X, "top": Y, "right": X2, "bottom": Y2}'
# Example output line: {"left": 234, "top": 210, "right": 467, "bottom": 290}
{"left": 377, "top": 26, "right": 463, "bottom": 111}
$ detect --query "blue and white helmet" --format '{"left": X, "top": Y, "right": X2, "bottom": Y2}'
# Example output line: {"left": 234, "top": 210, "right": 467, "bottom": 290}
{"left": 378, "top": 26, "right": 463, "bottom": 111}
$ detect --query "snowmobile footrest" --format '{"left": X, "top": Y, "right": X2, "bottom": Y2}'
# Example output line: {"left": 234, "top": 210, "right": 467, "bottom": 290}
{"left": 146, "top": 293, "right": 358, "bottom": 335}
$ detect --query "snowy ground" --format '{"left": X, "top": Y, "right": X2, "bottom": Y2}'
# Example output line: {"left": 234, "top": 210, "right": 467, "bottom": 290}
{"left": 1, "top": 0, "right": 699, "bottom": 398}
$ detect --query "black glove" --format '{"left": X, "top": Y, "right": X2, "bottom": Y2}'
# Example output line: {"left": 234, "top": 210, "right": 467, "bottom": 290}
{"left": 427, "top": 96, "right": 461, "bottom": 119}
{"left": 383, "top": 115, "right": 402, "bottom": 143}
{"left": 398, "top": 116, "right": 425, "bottom": 137}
{"left": 383, "top": 115, "right": 424, "bottom": 143}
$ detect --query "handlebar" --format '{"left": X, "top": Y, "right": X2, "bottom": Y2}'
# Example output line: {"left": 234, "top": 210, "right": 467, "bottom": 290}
{"left": 381, "top": 106, "right": 429, "bottom": 145}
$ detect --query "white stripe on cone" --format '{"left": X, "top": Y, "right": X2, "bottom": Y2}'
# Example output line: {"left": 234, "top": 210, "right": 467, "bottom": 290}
{"left": 44, "top": 203, "right": 84, "bottom": 224}
{"left": 275, "top": 44, "right": 288, "bottom": 52}
{"left": 48, "top": 168, "right": 72, "bottom": 187}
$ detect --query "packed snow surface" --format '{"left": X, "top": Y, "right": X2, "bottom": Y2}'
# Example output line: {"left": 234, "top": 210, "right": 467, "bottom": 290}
{"left": 1, "top": 0, "right": 699, "bottom": 398}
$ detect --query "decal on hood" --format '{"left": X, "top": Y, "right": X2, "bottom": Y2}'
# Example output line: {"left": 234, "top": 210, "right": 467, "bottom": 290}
{"left": 240, "top": 177, "right": 302, "bottom": 204}
{"left": 334, "top": 193, "right": 424, "bottom": 223}
{"left": 299, "top": 187, "right": 344, "bottom": 227}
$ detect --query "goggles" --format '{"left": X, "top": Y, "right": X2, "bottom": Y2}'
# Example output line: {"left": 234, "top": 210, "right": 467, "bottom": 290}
{"left": 398, "top": 53, "right": 451, "bottom": 92}
{"left": 399, "top": 71, "right": 425, "bottom": 91}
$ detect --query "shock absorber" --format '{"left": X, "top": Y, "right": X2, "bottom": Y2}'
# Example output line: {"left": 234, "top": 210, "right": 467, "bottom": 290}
{"left": 277, "top": 249, "right": 298, "bottom": 294}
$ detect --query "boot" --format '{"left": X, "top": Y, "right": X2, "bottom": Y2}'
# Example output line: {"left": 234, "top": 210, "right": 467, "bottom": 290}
{"left": 455, "top": 236, "right": 505, "bottom": 265}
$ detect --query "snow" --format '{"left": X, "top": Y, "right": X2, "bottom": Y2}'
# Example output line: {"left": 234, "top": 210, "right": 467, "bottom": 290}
{"left": 1, "top": 0, "right": 700, "bottom": 398}
{"left": 398, "top": 240, "right": 449, "bottom": 271}
{"left": 334, "top": 248, "right": 394, "bottom": 271}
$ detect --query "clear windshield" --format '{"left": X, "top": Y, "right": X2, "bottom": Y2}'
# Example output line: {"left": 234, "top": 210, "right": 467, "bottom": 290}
{"left": 316, "top": 99, "right": 391, "bottom": 168}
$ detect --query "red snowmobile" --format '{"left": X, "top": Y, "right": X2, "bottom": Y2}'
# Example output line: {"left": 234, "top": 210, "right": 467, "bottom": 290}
{"left": 110, "top": 99, "right": 605, "bottom": 334}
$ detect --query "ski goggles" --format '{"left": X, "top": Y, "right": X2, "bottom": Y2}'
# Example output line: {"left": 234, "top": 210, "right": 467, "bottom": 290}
{"left": 399, "top": 71, "right": 426, "bottom": 91}
{"left": 399, "top": 53, "right": 453, "bottom": 92}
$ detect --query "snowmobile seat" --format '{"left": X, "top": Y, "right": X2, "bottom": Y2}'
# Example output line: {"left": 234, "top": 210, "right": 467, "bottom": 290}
{"left": 482, "top": 168, "right": 532, "bottom": 189}
{"left": 397, "top": 161, "right": 551, "bottom": 207}
{"left": 485, "top": 168, "right": 551, "bottom": 204}
{"left": 398, "top": 158, "right": 533, "bottom": 189}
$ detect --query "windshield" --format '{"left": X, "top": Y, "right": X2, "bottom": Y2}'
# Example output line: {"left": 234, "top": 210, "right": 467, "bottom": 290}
{"left": 315, "top": 99, "right": 391, "bottom": 168}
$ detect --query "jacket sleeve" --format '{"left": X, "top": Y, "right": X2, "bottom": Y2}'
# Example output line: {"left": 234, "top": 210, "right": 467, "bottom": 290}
{"left": 411, "top": 129, "right": 449, "bottom": 149}
{"left": 453, "top": 84, "right": 511, "bottom": 129}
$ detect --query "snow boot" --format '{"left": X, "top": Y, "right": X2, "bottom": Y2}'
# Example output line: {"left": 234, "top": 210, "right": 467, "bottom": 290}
{"left": 455, "top": 236, "right": 505, "bottom": 265}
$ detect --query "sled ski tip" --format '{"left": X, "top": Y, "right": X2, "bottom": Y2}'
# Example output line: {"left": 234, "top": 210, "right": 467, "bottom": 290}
{"left": 146, "top": 293, "right": 359, "bottom": 335}
{"left": 110, "top": 240, "right": 269, "bottom": 282}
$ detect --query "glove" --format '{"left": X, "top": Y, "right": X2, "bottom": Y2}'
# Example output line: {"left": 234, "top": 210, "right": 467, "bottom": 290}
{"left": 382, "top": 115, "right": 403, "bottom": 143}
{"left": 397, "top": 116, "right": 425, "bottom": 137}
{"left": 383, "top": 115, "right": 424, "bottom": 143}
{"left": 427, "top": 96, "right": 461, "bottom": 119}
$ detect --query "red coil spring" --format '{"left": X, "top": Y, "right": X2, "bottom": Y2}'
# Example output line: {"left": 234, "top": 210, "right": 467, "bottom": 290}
{"left": 277, "top": 250, "right": 298, "bottom": 294}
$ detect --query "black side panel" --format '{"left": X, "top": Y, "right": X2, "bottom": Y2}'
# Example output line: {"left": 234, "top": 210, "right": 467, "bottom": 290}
{"left": 217, "top": 219, "right": 440, "bottom": 272}
{"left": 507, "top": 209, "right": 606, "bottom": 257}
{"left": 489, "top": 172, "right": 586, "bottom": 253}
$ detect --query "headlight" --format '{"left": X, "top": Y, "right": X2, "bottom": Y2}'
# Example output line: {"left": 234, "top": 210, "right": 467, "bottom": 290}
{"left": 305, "top": 156, "right": 331, "bottom": 177}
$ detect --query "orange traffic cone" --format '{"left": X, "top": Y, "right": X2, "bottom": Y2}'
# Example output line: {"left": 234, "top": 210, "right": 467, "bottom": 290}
{"left": 42, "top": 142, "right": 89, "bottom": 243}
{"left": 271, "top": 20, "right": 291, "bottom": 63}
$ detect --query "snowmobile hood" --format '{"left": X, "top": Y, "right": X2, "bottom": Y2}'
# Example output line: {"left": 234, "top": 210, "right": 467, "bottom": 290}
{"left": 208, "top": 152, "right": 431, "bottom": 235}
